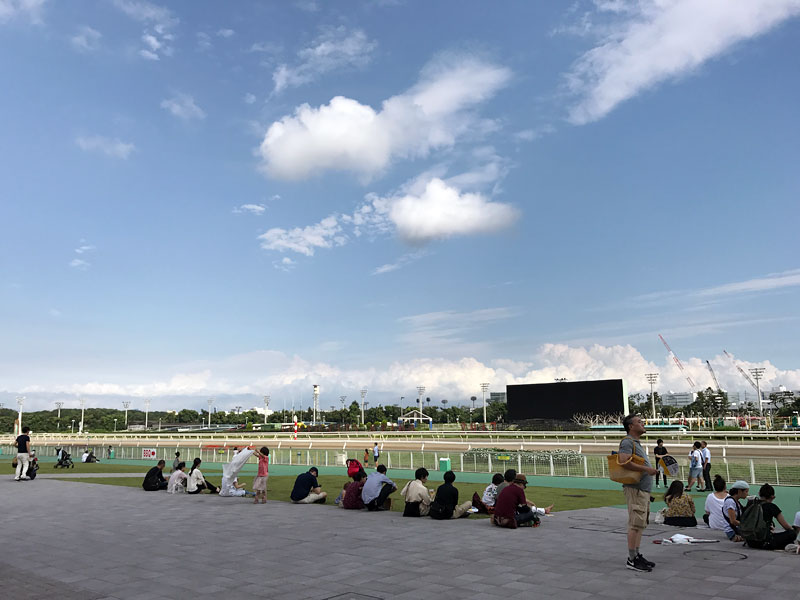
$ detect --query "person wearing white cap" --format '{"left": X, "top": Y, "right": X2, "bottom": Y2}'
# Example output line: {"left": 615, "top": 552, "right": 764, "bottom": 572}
{"left": 722, "top": 480, "right": 750, "bottom": 542}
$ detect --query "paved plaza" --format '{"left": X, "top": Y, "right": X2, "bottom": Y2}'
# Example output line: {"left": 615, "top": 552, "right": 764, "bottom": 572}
{"left": 2, "top": 477, "right": 799, "bottom": 600}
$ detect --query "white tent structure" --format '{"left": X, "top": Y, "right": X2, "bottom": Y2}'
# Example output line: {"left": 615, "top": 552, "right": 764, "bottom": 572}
{"left": 219, "top": 447, "right": 254, "bottom": 496}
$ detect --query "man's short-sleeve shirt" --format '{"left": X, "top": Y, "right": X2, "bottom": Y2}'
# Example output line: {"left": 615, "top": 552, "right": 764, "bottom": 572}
{"left": 618, "top": 436, "right": 652, "bottom": 492}
{"left": 290, "top": 472, "right": 319, "bottom": 501}
{"left": 15, "top": 434, "right": 30, "bottom": 453}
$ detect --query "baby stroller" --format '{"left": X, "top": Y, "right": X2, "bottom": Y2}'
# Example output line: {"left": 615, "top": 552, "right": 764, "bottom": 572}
{"left": 10, "top": 455, "right": 39, "bottom": 479}
{"left": 54, "top": 449, "right": 75, "bottom": 469}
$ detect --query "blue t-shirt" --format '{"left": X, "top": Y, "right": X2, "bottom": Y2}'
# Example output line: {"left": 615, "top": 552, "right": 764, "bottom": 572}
{"left": 290, "top": 471, "right": 319, "bottom": 501}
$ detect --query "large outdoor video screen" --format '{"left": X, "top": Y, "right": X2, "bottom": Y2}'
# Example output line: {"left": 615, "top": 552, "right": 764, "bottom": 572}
{"left": 506, "top": 379, "right": 628, "bottom": 421}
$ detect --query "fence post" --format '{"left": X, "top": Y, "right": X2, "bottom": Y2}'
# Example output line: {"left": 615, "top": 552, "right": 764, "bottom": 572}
{"left": 549, "top": 455, "right": 554, "bottom": 476}
{"left": 725, "top": 459, "right": 730, "bottom": 482}
{"left": 289, "top": 450, "right": 292, "bottom": 465}
{"left": 325, "top": 451, "right": 328, "bottom": 467}
{"left": 410, "top": 451, "right": 413, "bottom": 470}
{"left": 584, "top": 455, "right": 588, "bottom": 478}
{"left": 460, "top": 453, "right": 463, "bottom": 472}
{"left": 435, "top": 452, "right": 438, "bottom": 469}
{"left": 387, "top": 452, "right": 391, "bottom": 469}
{"left": 518, "top": 453, "right": 522, "bottom": 474}
{"left": 306, "top": 450, "right": 310, "bottom": 465}
{"left": 749, "top": 459, "right": 755, "bottom": 484}
{"left": 488, "top": 454, "right": 492, "bottom": 473}
{"left": 775, "top": 460, "right": 780, "bottom": 485}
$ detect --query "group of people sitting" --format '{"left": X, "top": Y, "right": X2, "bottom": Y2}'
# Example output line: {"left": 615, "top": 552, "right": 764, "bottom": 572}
{"left": 142, "top": 452, "right": 221, "bottom": 494}
{"left": 659, "top": 472, "right": 800, "bottom": 551}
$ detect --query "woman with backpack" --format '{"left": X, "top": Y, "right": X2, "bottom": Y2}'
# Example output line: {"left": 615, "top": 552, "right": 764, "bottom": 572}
{"left": 743, "top": 483, "right": 796, "bottom": 550}
{"left": 722, "top": 480, "right": 749, "bottom": 542}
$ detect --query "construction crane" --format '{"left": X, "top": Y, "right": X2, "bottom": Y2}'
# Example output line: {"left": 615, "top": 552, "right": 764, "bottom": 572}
{"left": 659, "top": 334, "right": 696, "bottom": 389}
{"left": 706, "top": 360, "right": 722, "bottom": 392}
{"left": 723, "top": 350, "right": 758, "bottom": 391}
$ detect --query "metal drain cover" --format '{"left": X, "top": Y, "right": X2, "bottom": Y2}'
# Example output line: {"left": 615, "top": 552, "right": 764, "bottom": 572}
{"left": 322, "top": 594, "right": 384, "bottom": 600}
{"left": 683, "top": 550, "right": 747, "bottom": 561}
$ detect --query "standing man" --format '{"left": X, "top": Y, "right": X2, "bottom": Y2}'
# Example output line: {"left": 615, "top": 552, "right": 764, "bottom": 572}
{"left": 618, "top": 415, "right": 658, "bottom": 572}
{"left": 700, "top": 441, "right": 712, "bottom": 492}
{"left": 14, "top": 426, "right": 32, "bottom": 481}
{"left": 372, "top": 442, "right": 380, "bottom": 468}
{"left": 687, "top": 441, "right": 704, "bottom": 492}
{"left": 653, "top": 439, "right": 669, "bottom": 488}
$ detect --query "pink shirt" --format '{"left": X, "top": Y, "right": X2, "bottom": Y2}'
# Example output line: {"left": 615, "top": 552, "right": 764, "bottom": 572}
{"left": 257, "top": 455, "right": 269, "bottom": 477}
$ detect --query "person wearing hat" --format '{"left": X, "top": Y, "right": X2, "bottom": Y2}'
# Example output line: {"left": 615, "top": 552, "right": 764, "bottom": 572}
{"left": 722, "top": 480, "right": 750, "bottom": 542}
{"left": 491, "top": 474, "right": 552, "bottom": 529}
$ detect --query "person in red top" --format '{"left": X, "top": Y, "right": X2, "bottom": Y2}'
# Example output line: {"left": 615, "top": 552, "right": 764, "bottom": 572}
{"left": 251, "top": 446, "right": 269, "bottom": 504}
{"left": 491, "top": 474, "right": 553, "bottom": 529}
{"left": 342, "top": 471, "right": 367, "bottom": 510}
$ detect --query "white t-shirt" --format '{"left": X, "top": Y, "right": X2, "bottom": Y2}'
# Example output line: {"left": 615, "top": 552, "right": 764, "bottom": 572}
{"left": 187, "top": 468, "right": 205, "bottom": 492}
{"left": 168, "top": 470, "right": 187, "bottom": 494}
{"left": 81, "top": 452, "right": 89, "bottom": 463}
{"left": 689, "top": 449, "right": 703, "bottom": 469}
{"left": 705, "top": 493, "right": 728, "bottom": 531}
{"left": 793, "top": 511, "right": 800, "bottom": 528}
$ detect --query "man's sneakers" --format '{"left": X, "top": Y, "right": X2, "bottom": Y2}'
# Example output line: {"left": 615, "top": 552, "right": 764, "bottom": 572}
{"left": 626, "top": 555, "right": 653, "bottom": 572}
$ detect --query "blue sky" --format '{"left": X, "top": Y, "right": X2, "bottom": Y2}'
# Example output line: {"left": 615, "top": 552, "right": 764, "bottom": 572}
{"left": 1, "top": 0, "right": 799, "bottom": 411}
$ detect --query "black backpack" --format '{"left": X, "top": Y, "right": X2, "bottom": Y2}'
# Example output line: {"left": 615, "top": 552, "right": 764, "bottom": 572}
{"left": 739, "top": 499, "right": 770, "bottom": 544}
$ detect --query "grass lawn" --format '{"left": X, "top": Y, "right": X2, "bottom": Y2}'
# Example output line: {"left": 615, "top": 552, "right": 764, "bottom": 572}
{"left": 1, "top": 460, "right": 153, "bottom": 474}
{"left": 53, "top": 473, "right": 627, "bottom": 514}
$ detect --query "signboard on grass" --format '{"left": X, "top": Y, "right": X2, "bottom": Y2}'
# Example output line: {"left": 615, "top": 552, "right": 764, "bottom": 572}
{"left": 142, "top": 448, "right": 158, "bottom": 460}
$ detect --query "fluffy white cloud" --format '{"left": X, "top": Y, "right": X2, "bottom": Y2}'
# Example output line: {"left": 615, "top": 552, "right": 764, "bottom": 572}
{"left": 69, "top": 258, "right": 90, "bottom": 270}
{"left": 14, "top": 345, "right": 800, "bottom": 410}
{"left": 216, "top": 28, "right": 234, "bottom": 38}
{"left": 372, "top": 250, "right": 427, "bottom": 275}
{"left": 75, "top": 135, "right": 135, "bottom": 159}
{"left": 258, "top": 215, "right": 345, "bottom": 257}
{"left": 389, "top": 178, "right": 518, "bottom": 243}
{"left": 160, "top": 93, "right": 206, "bottom": 120}
{"left": 0, "top": 0, "right": 46, "bottom": 24}
{"left": 70, "top": 25, "right": 101, "bottom": 51}
{"left": 259, "top": 55, "right": 512, "bottom": 180}
{"left": 566, "top": 0, "right": 800, "bottom": 124}
{"left": 272, "top": 27, "right": 377, "bottom": 93}
{"left": 114, "top": 0, "right": 177, "bottom": 61}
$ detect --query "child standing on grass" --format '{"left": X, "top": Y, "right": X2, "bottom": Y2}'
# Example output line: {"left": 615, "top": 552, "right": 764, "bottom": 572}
{"left": 363, "top": 448, "right": 370, "bottom": 468}
{"left": 251, "top": 446, "right": 269, "bottom": 504}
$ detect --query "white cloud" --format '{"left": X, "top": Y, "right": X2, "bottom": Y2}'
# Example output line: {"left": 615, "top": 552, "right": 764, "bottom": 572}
{"left": 75, "top": 135, "right": 135, "bottom": 159}
{"left": 196, "top": 31, "right": 212, "bottom": 51}
{"left": 243, "top": 93, "right": 256, "bottom": 104}
{"left": 372, "top": 250, "right": 427, "bottom": 275}
{"left": 274, "top": 256, "right": 296, "bottom": 272}
{"left": 74, "top": 244, "right": 95, "bottom": 254}
{"left": 272, "top": 27, "right": 377, "bottom": 94}
{"left": 249, "top": 41, "right": 281, "bottom": 54}
{"left": 113, "top": 0, "right": 177, "bottom": 61}
{"left": 398, "top": 307, "right": 522, "bottom": 350}
{"left": 259, "top": 54, "right": 511, "bottom": 180}
{"left": 0, "top": 0, "right": 46, "bottom": 24}
{"left": 160, "top": 93, "right": 206, "bottom": 120}
{"left": 565, "top": 0, "right": 800, "bottom": 125}
{"left": 233, "top": 204, "right": 266, "bottom": 215}
{"left": 259, "top": 215, "right": 345, "bottom": 257}
{"left": 216, "top": 28, "right": 234, "bottom": 38}
{"left": 70, "top": 25, "right": 101, "bottom": 52}
{"left": 388, "top": 178, "right": 518, "bottom": 243}
{"left": 69, "top": 258, "right": 90, "bottom": 270}
{"left": 697, "top": 269, "right": 800, "bottom": 297}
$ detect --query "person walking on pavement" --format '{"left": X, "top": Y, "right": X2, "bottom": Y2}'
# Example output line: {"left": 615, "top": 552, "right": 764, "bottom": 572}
{"left": 618, "top": 415, "right": 658, "bottom": 572}
{"left": 14, "top": 426, "right": 32, "bottom": 481}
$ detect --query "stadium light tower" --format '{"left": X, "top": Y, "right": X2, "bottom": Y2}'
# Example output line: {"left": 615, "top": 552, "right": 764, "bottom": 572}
{"left": 263, "top": 395, "right": 270, "bottom": 424}
{"left": 78, "top": 397, "right": 86, "bottom": 434}
{"left": 360, "top": 388, "right": 368, "bottom": 425}
{"left": 16, "top": 396, "right": 25, "bottom": 433}
{"left": 645, "top": 373, "right": 659, "bottom": 420}
{"left": 480, "top": 383, "right": 490, "bottom": 424}
{"left": 416, "top": 386, "right": 425, "bottom": 412}
{"left": 122, "top": 401, "right": 130, "bottom": 427}
{"left": 144, "top": 399, "right": 151, "bottom": 430}
{"left": 55, "top": 401, "right": 64, "bottom": 429}
{"left": 207, "top": 398, "right": 214, "bottom": 428}
{"left": 749, "top": 368, "right": 766, "bottom": 418}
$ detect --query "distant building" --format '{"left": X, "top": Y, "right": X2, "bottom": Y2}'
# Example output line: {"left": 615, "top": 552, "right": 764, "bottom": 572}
{"left": 661, "top": 392, "right": 695, "bottom": 408}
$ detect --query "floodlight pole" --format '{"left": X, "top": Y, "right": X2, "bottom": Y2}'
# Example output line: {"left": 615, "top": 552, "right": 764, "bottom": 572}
{"left": 78, "top": 397, "right": 86, "bottom": 434}
{"left": 122, "top": 401, "right": 130, "bottom": 427}
{"left": 749, "top": 367, "right": 765, "bottom": 419}
{"left": 16, "top": 396, "right": 25, "bottom": 433}
{"left": 360, "top": 388, "right": 368, "bottom": 425}
{"left": 417, "top": 386, "right": 425, "bottom": 414}
{"left": 263, "top": 395, "right": 270, "bottom": 424}
{"left": 207, "top": 398, "right": 214, "bottom": 428}
{"left": 55, "top": 401, "right": 64, "bottom": 429}
{"left": 480, "top": 383, "right": 490, "bottom": 424}
{"left": 144, "top": 399, "right": 150, "bottom": 430}
{"left": 645, "top": 373, "right": 659, "bottom": 420}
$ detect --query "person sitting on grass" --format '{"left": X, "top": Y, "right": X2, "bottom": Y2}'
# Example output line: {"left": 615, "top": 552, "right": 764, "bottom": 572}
{"left": 429, "top": 471, "right": 473, "bottom": 520}
{"left": 187, "top": 458, "right": 219, "bottom": 494}
{"left": 142, "top": 460, "right": 168, "bottom": 491}
{"left": 722, "top": 480, "right": 750, "bottom": 542}
{"left": 491, "top": 474, "right": 553, "bottom": 529}
{"left": 168, "top": 462, "right": 187, "bottom": 494}
{"left": 362, "top": 464, "right": 397, "bottom": 511}
{"left": 335, "top": 481, "right": 350, "bottom": 507}
{"left": 704, "top": 475, "right": 728, "bottom": 528}
{"left": 494, "top": 469, "right": 516, "bottom": 498}
{"left": 482, "top": 473, "right": 504, "bottom": 508}
{"left": 744, "top": 483, "right": 797, "bottom": 550}
{"left": 221, "top": 477, "right": 254, "bottom": 497}
{"left": 343, "top": 471, "right": 368, "bottom": 510}
{"left": 290, "top": 467, "right": 327, "bottom": 504}
{"left": 663, "top": 481, "right": 697, "bottom": 527}
{"left": 401, "top": 468, "right": 433, "bottom": 517}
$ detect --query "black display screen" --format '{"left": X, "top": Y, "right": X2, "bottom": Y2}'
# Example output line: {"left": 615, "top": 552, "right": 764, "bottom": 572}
{"left": 506, "top": 379, "right": 626, "bottom": 421}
